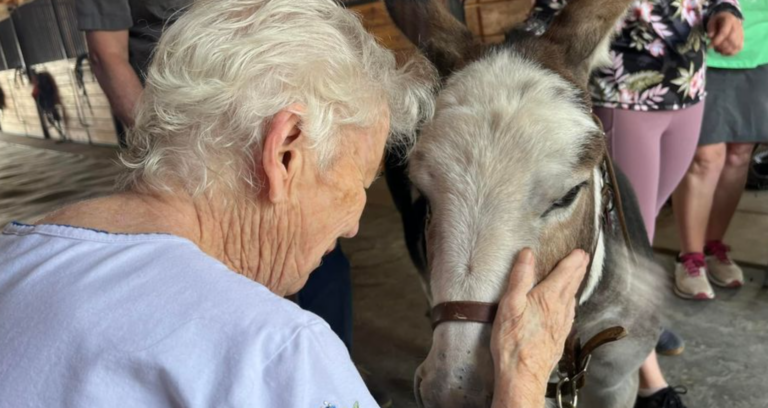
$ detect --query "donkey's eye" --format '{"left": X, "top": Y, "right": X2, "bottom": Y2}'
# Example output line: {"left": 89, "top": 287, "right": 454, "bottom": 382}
{"left": 543, "top": 182, "right": 587, "bottom": 217}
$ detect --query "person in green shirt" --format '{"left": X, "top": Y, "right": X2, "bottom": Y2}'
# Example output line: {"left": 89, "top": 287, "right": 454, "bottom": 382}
{"left": 673, "top": 0, "right": 767, "bottom": 297}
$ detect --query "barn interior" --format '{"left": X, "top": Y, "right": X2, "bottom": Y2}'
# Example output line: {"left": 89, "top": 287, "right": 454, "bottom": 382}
{"left": 0, "top": 0, "right": 766, "bottom": 407}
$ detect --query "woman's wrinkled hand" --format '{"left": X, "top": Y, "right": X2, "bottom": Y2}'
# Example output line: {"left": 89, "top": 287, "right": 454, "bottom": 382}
{"left": 708, "top": 12, "right": 744, "bottom": 56}
{"left": 490, "top": 248, "right": 589, "bottom": 408}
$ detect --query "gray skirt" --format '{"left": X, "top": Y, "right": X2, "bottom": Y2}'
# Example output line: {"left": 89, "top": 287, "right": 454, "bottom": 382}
{"left": 700, "top": 63, "right": 768, "bottom": 145}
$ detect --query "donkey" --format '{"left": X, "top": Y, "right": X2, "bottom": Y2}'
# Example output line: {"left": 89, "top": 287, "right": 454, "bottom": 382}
{"left": 383, "top": 0, "right": 667, "bottom": 407}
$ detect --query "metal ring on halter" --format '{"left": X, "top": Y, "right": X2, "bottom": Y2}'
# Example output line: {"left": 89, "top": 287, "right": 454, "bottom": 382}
{"left": 556, "top": 376, "right": 576, "bottom": 408}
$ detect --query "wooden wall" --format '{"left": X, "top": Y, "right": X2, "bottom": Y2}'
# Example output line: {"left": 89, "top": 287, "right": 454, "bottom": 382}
{"left": 352, "top": 0, "right": 415, "bottom": 52}
{"left": 464, "top": 0, "right": 531, "bottom": 43}
{"left": 0, "top": 59, "right": 118, "bottom": 145}
{"left": 0, "top": 68, "right": 43, "bottom": 138}
{"left": 351, "top": 0, "right": 531, "bottom": 50}
{"left": 0, "top": 0, "right": 527, "bottom": 147}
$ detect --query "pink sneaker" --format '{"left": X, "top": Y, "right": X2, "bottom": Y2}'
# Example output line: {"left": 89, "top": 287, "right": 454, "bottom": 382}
{"left": 674, "top": 253, "right": 715, "bottom": 300}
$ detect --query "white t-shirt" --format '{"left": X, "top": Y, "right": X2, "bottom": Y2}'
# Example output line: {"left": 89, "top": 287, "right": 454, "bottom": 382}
{"left": 0, "top": 222, "right": 377, "bottom": 408}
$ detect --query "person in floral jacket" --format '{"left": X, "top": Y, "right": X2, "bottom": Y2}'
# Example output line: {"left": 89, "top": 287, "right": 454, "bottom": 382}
{"left": 590, "top": 0, "right": 742, "bottom": 111}
{"left": 588, "top": 0, "right": 742, "bottom": 248}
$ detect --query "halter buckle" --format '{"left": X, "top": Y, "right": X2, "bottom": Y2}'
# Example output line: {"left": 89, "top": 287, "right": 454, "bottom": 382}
{"left": 555, "top": 376, "right": 577, "bottom": 408}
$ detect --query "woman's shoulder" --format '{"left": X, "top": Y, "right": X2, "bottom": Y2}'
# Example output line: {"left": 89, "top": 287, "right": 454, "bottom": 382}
{"left": 0, "top": 225, "right": 340, "bottom": 406}
{"left": 0, "top": 222, "right": 325, "bottom": 356}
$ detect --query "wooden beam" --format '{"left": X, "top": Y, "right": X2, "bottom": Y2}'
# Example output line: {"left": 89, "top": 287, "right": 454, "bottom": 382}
{"left": 350, "top": 0, "right": 531, "bottom": 50}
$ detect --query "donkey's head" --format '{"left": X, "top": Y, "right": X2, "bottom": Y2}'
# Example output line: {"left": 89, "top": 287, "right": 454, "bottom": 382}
{"left": 385, "top": 0, "right": 632, "bottom": 406}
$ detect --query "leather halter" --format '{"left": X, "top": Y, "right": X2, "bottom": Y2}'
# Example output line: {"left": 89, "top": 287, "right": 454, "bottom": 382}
{"left": 430, "top": 301, "right": 498, "bottom": 329}
{"left": 428, "top": 115, "right": 633, "bottom": 408}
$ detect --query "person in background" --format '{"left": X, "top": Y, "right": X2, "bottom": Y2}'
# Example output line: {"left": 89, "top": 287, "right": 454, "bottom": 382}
{"left": 76, "top": 0, "right": 368, "bottom": 402}
{"left": 672, "top": 0, "right": 768, "bottom": 299}
{"left": 589, "top": 0, "right": 744, "bottom": 407}
{"left": 76, "top": 1, "right": 185, "bottom": 129}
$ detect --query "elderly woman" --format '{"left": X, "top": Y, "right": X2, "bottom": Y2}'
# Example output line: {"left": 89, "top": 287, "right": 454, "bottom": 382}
{"left": 0, "top": 0, "right": 588, "bottom": 406}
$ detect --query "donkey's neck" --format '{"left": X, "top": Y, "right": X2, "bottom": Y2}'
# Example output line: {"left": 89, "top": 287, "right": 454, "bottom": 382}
{"left": 579, "top": 167, "right": 606, "bottom": 305}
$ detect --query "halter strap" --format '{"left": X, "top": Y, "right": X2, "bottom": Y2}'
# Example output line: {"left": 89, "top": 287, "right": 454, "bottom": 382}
{"left": 593, "top": 113, "right": 635, "bottom": 258}
{"left": 430, "top": 299, "right": 626, "bottom": 406}
{"left": 430, "top": 301, "right": 498, "bottom": 329}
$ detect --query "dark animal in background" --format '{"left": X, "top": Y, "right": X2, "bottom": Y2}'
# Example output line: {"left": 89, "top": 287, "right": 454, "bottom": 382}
{"left": 31, "top": 71, "right": 68, "bottom": 142}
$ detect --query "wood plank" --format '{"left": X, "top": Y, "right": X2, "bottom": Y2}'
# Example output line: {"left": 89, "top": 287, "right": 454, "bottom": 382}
{"left": 90, "top": 129, "right": 119, "bottom": 145}
{"left": 351, "top": 1, "right": 392, "bottom": 28}
{"left": 482, "top": 34, "right": 505, "bottom": 44}
{"left": 350, "top": 1, "right": 416, "bottom": 51}
{"left": 367, "top": 23, "right": 415, "bottom": 51}
{"left": 465, "top": 0, "right": 525, "bottom": 4}
{"left": 465, "top": 1, "right": 530, "bottom": 37}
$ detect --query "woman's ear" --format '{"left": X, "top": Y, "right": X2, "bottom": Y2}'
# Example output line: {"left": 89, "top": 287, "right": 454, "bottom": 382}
{"left": 262, "top": 109, "right": 303, "bottom": 203}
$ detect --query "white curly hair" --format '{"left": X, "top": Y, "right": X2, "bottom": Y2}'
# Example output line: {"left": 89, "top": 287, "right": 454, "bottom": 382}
{"left": 119, "top": 0, "right": 436, "bottom": 195}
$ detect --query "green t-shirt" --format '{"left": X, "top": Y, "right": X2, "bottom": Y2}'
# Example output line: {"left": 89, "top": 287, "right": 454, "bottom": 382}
{"left": 708, "top": 0, "right": 768, "bottom": 69}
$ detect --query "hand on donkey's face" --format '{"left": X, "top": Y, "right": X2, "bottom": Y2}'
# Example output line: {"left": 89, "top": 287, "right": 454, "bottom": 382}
{"left": 490, "top": 248, "right": 589, "bottom": 407}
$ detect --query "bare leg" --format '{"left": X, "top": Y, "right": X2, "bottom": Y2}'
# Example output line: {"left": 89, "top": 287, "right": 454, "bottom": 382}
{"left": 672, "top": 143, "right": 726, "bottom": 254}
{"left": 705, "top": 143, "right": 754, "bottom": 242}
{"left": 638, "top": 351, "right": 668, "bottom": 394}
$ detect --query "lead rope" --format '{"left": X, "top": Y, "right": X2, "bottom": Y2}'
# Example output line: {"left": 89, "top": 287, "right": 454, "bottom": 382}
{"left": 603, "top": 151, "right": 635, "bottom": 258}
{"left": 592, "top": 113, "right": 636, "bottom": 261}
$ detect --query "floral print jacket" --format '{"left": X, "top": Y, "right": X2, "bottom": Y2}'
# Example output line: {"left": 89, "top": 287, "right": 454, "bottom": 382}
{"left": 529, "top": 0, "right": 742, "bottom": 111}
{"left": 592, "top": 0, "right": 742, "bottom": 111}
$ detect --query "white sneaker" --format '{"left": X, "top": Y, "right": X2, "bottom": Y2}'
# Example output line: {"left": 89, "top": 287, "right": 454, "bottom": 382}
{"left": 705, "top": 242, "right": 744, "bottom": 288}
{"left": 674, "top": 254, "right": 715, "bottom": 300}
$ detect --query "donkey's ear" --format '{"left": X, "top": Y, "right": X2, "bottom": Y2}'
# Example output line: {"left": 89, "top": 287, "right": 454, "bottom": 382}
{"left": 385, "top": 0, "right": 482, "bottom": 77}
{"left": 541, "top": 0, "right": 632, "bottom": 87}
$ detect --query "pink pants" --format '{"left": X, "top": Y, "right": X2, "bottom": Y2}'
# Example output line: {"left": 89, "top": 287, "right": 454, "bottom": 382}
{"left": 594, "top": 103, "right": 705, "bottom": 242}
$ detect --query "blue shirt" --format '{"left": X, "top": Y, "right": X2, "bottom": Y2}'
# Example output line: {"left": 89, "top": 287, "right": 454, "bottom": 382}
{"left": 0, "top": 222, "right": 376, "bottom": 408}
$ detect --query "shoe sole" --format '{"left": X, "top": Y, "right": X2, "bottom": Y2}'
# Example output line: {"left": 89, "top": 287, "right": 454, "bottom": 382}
{"left": 657, "top": 345, "right": 685, "bottom": 356}
{"left": 673, "top": 286, "right": 715, "bottom": 300}
{"left": 708, "top": 274, "right": 744, "bottom": 288}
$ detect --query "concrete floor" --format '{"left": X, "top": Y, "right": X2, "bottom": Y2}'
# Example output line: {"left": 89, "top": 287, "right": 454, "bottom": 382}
{"left": 0, "top": 134, "right": 120, "bottom": 226}
{"left": 1, "top": 135, "right": 767, "bottom": 408}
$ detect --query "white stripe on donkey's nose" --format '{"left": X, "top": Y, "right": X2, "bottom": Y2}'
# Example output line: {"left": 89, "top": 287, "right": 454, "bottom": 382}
{"left": 580, "top": 167, "right": 606, "bottom": 305}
